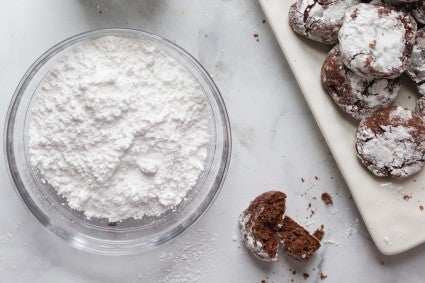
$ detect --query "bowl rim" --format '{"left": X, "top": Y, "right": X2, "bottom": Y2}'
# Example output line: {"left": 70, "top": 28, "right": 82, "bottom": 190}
{"left": 4, "top": 28, "right": 232, "bottom": 255}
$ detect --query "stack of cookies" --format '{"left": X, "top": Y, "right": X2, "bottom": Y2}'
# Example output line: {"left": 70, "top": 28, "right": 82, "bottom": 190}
{"left": 289, "top": 0, "right": 425, "bottom": 178}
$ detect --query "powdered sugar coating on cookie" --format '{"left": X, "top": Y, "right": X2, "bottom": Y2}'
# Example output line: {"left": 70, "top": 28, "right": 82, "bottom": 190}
{"left": 239, "top": 213, "right": 272, "bottom": 260}
{"left": 321, "top": 46, "right": 400, "bottom": 119}
{"left": 289, "top": 0, "right": 360, "bottom": 44}
{"left": 338, "top": 3, "right": 417, "bottom": 79}
{"left": 407, "top": 28, "right": 425, "bottom": 96}
{"left": 356, "top": 106, "right": 425, "bottom": 178}
{"left": 238, "top": 191, "right": 286, "bottom": 261}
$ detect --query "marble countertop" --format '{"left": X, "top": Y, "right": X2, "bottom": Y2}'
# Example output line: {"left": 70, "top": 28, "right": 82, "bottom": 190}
{"left": 1, "top": 0, "right": 424, "bottom": 282}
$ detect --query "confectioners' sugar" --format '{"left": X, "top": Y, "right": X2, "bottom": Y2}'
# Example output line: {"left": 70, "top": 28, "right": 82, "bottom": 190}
{"left": 29, "top": 35, "right": 210, "bottom": 221}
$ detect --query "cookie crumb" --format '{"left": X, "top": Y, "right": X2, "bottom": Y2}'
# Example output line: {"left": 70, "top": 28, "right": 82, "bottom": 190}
{"left": 315, "top": 176, "right": 319, "bottom": 180}
{"left": 320, "top": 273, "right": 327, "bottom": 280}
{"left": 108, "top": 222, "right": 117, "bottom": 227}
{"left": 261, "top": 280, "right": 266, "bottom": 283}
{"left": 420, "top": 205, "right": 424, "bottom": 211}
{"left": 301, "top": 177, "right": 305, "bottom": 182}
{"left": 313, "top": 225, "right": 325, "bottom": 241}
{"left": 303, "top": 273, "right": 310, "bottom": 279}
{"left": 262, "top": 19, "right": 266, "bottom": 23}
{"left": 403, "top": 195, "right": 412, "bottom": 201}
{"left": 253, "top": 33, "right": 259, "bottom": 42}
{"left": 321, "top": 193, "right": 333, "bottom": 205}
{"left": 292, "top": 271, "right": 296, "bottom": 275}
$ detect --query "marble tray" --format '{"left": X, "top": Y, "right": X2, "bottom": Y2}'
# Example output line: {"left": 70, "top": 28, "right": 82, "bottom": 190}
{"left": 259, "top": 0, "right": 425, "bottom": 255}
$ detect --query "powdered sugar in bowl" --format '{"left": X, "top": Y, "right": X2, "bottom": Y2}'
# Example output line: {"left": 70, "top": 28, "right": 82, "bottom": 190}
{"left": 5, "top": 29, "right": 231, "bottom": 255}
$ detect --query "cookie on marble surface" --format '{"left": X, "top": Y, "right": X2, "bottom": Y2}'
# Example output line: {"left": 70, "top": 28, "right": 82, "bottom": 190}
{"left": 321, "top": 46, "right": 400, "bottom": 120}
{"left": 407, "top": 29, "right": 425, "bottom": 96}
{"left": 239, "top": 191, "right": 286, "bottom": 261}
{"left": 289, "top": 0, "right": 360, "bottom": 44}
{"left": 279, "top": 216, "right": 321, "bottom": 261}
{"left": 338, "top": 3, "right": 417, "bottom": 79}
{"left": 355, "top": 106, "right": 425, "bottom": 178}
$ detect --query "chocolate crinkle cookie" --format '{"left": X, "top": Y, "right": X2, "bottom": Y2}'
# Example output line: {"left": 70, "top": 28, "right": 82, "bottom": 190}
{"left": 338, "top": 3, "right": 417, "bottom": 79}
{"left": 407, "top": 29, "right": 425, "bottom": 96}
{"left": 321, "top": 46, "right": 400, "bottom": 119}
{"left": 356, "top": 106, "right": 425, "bottom": 178}
{"left": 289, "top": 0, "right": 360, "bottom": 44}
{"left": 239, "top": 191, "right": 286, "bottom": 261}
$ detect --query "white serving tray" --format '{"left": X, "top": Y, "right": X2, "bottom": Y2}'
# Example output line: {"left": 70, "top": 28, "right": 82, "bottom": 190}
{"left": 259, "top": 0, "right": 425, "bottom": 255}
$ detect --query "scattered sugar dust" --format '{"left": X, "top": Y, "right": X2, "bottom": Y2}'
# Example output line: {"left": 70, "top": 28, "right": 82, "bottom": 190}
{"left": 0, "top": 233, "right": 14, "bottom": 242}
{"left": 157, "top": 229, "right": 217, "bottom": 283}
{"left": 344, "top": 219, "right": 359, "bottom": 238}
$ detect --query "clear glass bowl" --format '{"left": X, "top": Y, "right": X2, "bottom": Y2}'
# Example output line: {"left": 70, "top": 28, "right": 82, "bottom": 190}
{"left": 4, "top": 29, "right": 231, "bottom": 255}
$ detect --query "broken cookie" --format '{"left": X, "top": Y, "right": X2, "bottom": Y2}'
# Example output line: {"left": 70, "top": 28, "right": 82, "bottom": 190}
{"left": 239, "top": 191, "right": 286, "bottom": 261}
{"left": 279, "top": 216, "right": 321, "bottom": 261}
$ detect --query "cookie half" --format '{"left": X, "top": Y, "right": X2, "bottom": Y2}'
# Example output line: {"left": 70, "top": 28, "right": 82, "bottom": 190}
{"left": 279, "top": 216, "right": 321, "bottom": 261}
{"left": 239, "top": 191, "right": 286, "bottom": 261}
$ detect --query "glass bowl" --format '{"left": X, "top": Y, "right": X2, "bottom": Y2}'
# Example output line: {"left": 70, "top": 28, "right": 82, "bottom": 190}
{"left": 4, "top": 29, "right": 231, "bottom": 255}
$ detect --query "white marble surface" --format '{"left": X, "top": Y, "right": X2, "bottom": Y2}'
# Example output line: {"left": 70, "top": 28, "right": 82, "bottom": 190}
{"left": 1, "top": 0, "right": 425, "bottom": 282}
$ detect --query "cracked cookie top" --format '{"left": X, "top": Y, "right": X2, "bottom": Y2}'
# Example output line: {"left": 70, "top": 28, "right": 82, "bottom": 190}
{"left": 289, "top": 0, "right": 360, "bottom": 44}
{"left": 321, "top": 46, "right": 401, "bottom": 119}
{"left": 338, "top": 3, "right": 417, "bottom": 79}
{"left": 355, "top": 106, "right": 425, "bottom": 178}
{"left": 407, "top": 28, "right": 425, "bottom": 96}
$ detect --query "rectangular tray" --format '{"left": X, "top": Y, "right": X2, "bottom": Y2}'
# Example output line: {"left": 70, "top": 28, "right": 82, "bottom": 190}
{"left": 259, "top": 0, "right": 425, "bottom": 255}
